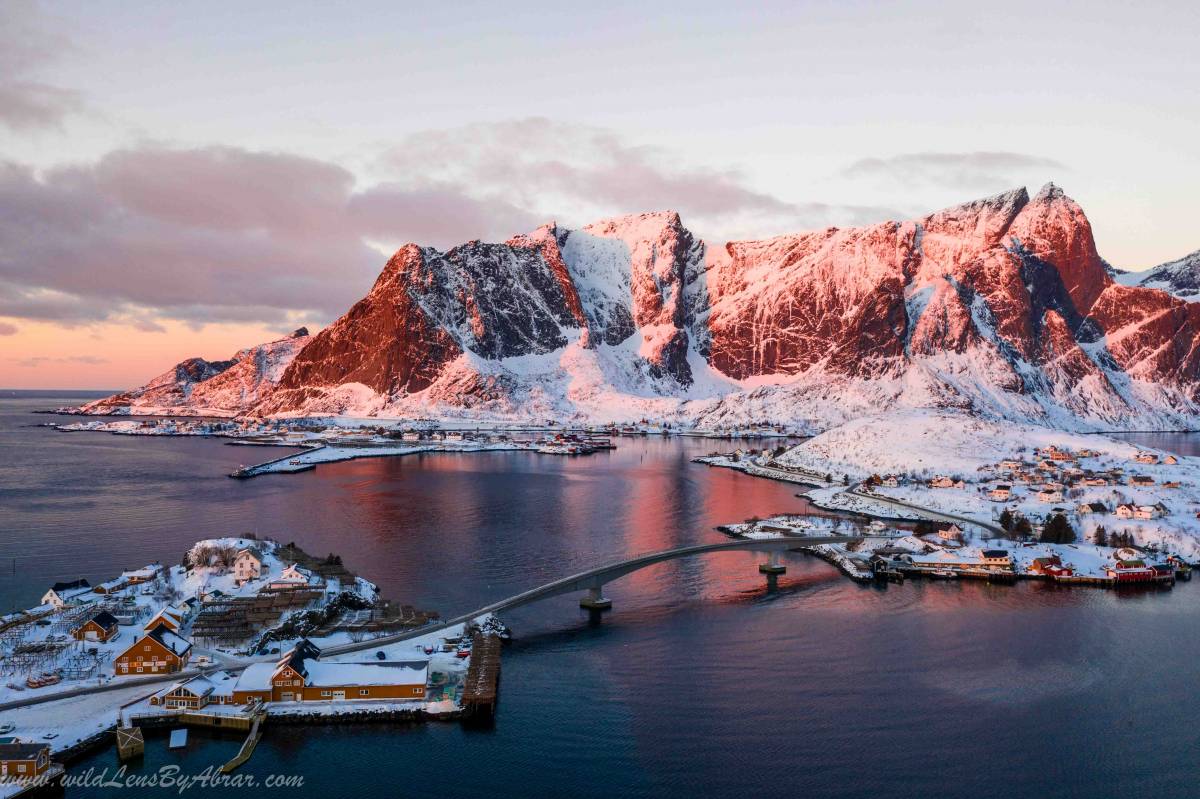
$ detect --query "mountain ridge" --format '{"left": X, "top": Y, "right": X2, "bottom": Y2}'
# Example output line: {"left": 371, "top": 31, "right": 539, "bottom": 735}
{"left": 77, "top": 185, "right": 1200, "bottom": 432}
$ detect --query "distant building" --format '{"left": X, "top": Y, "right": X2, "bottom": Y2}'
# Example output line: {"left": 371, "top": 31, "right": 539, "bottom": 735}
{"left": 1115, "top": 503, "right": 1136, "bottom": 519}
{"left": 987, "top": 485, "right": 1012, "bottom": 501}
{"left": 1036, "top": 487, "right": 1064, "bottom": 503}
{"left": 150, "top": 672, "right": 237, "bottom": 710}
{"left": 239, "top": 640, "right": 428, "bottom": 703}
{"left": 1028, "top": 555, "right": 1073, "bottom": 578}
{"left": 1134, "top": 504, "right": 1165, "bottom": 520}
{"left": 1164, "top": 455, "right": 1179, "bottom": 465}
{"left": 929, "top": 476, "right": 955, "bottom": 488}
{"left": 880, "top": 475, "right": 899, "bottom": 487}
{"left": 120, "top": 565, "right": 162, "bottom": 585}
{"left": 0, "top": 742, "right": 52, "bottom": 780}
{"left": 144, "top": 607, "right": 184, "bottom": 633}
{"left": 115, "top": 623, "right": 192, "bottom": 676}
{"left": 1134, "top": 452, "right": 1159, "bottom": 464}
{"left": 980, "top": 550, "right": 1012, "bottom": 569}
{"left": 1077, "top": 502, "right": 1107, "bottom": 516}
{"left": 40, "top": 579, "right": 91, "bottom": 609}
{"left": 72, "top": 610, "right": 120, "bottom": 643}
{"left": 232, "top": 548, "right": 263, "bottom": 585}
{"left": 1129, "top": 475, "right": 1155, "bottom": 486}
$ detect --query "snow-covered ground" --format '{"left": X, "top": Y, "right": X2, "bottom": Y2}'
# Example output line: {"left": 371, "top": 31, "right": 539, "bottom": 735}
{"left": 704, "top": 409, "right": 1200, "bottom": 562}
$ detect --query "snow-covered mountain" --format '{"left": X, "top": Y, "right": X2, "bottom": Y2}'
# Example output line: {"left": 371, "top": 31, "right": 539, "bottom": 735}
{"left": 1118, "top": 249, "right": 1200, "bottom": 302}
{"left": 81, "top": 328, "right": 311, "bottom": 417}
{"left": 79, "top": 186, "right": 1200, "bottom": 431}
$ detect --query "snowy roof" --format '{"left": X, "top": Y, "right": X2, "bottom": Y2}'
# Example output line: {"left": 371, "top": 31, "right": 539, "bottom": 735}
{"left": 145, "top": 623, "right": 192, "bottom": 656}
{"left": 49, "top": 579, "right": 90, "bottom": 593}
{"left": 121, "top": 565, "right": 160, "bottom": 579}
{"left": 234, "top": 663, "right": 276, "bottom": 692}
{"left": 80, "top": 610, "right": 119, "bottom": 630}
{"left": 302, "top": 661, "right": 428, "bottom": 688}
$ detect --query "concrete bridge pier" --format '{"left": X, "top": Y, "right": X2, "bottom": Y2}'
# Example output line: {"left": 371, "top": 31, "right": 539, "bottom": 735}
{"left": 579, "top": 583, "right": 612, "bottom": 611}
{"left": 759, "top": 551, "right": 786, "bottom": 575}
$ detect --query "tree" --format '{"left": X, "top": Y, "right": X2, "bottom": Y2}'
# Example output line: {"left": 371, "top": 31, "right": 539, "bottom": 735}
{"left": 1014, "top": 516, "right": 1033, "bottom": 541}
{"left": 1093, "top": 525, "right": 1108, "bottom": 547}
{"left": 914, "top": 520, "right": 936, "bottom": 537}
{"left": 998, "top": 509, "right": 1014, "bottom": 532}
{"left": 1040, "top": 513, "right": 1076, "bottom": 545}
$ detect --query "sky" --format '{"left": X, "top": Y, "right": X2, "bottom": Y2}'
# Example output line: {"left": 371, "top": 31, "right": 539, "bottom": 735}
{"left": 1, "top": 0, "right": 1198, "bottom": 389}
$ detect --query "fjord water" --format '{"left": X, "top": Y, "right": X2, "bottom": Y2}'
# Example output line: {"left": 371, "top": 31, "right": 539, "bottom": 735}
{"left": 1, "top": 393, "right": 1197, "bottom": 799}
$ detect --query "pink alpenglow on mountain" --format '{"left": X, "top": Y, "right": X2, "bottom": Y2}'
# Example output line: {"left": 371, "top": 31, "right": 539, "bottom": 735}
{"left": 81, "top": 185, "right": 1200, "bottom": 431}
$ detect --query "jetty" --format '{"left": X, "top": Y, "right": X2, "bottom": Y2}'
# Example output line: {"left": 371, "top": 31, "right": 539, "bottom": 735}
{"left": 461, "top": 633, "right": 501, "bottom": 719}
{"left": 220, "top": 709, "right": 266, "bottom": 773}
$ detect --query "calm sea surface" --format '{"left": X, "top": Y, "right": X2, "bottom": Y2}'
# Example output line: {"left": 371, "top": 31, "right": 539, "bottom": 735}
{"left": 1, "top": 392, "right": 1197, "bottom": 799}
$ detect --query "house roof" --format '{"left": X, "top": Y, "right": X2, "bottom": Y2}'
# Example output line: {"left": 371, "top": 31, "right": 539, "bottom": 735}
{"left": 234, "top": 662, "right": 277, "bottom": 692}
{"left": 981, "top": 549, "right": 1010, "bottom": 558}
{"left": 236, "top": 547, "right": 263, "bottom": 562}
{"left": 84, "top": 610, "right": 119, "bottom": 630}
{"left": 276, "top": 639, "right": 322, "bottom": 680}
{"left": 303, "top": 661, "right": 428, "bottom": 688}
{"left": 49, "top": 579, "right": 90, "bottom": 593}
{"left": 0, "top": 742, "right": 47, "bottom": 760}
{"left": 145, "top": 622, "right": 192, "bottom": 656}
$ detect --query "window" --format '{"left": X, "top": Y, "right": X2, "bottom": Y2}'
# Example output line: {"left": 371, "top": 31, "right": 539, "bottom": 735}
{"left": 136, "top": 667, "right": 143, "bottom": 673}
{"left": 359, "top": 689, "right": 369, "bottom": 696}
{"left": 144, "top": 645, "right": 151, "bottom": 651}
{"left": 320, "top": 691, "right": 331, "bottom": 697}
{"left": 412, "top": 687, "right": 421, "bottom": 695}
{"left": 17, "top": 764, "right": 26, "bottom": 773}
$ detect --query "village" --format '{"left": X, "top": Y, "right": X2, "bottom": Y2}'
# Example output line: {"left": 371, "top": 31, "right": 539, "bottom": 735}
{"left": 0, "top": 537, "right": 502, "bottom": 796}
{"left": 700, "top": 411, "right": 1200, "bottom": 586}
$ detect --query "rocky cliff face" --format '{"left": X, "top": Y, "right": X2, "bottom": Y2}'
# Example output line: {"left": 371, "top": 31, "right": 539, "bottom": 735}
{"left": 83, "top": 186, "right": 1200, "bottom": 430}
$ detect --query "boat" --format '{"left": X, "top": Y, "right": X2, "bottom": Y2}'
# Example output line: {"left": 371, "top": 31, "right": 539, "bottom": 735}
{"left": 929, "top": 569, "right": 958, "bottom": 579}
{"left": 455, "top": 649, "right": 471, "bottom": 658}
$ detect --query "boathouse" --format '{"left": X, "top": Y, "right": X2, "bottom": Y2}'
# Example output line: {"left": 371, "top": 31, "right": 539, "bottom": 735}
{"left": 263, "top": 640, "right": 428, "bottom": 702}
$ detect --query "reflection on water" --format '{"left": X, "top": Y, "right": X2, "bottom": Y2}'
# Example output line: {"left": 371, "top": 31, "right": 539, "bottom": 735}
{"left": 3, "top": 396, "right": 1198, "bottom": 799}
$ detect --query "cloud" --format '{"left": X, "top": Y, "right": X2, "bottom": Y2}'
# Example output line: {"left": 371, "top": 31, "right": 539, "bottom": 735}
{"left": 0, "top": 321, "right": 17, "bottom": 335}
{"left": 378, "top": 118, "right": 901, "bottom": 240}
{"left": 0, "top": 2, "right": 84, "bottom": 132}
{"left": 840, "top": 151, "right": 1068, "bottom": 192}
{"left": 9, "top": 354, "right": 109, "bottom": 368}
{"left": 1, "top": 121, "right": 919, "bottom": 334}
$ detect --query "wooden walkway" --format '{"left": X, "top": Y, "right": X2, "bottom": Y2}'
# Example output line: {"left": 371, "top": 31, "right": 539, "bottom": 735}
{"left": 461, "top": 633, "right": 501, "bottom": 718}
{"left": 220, "top": 710, "right": 266, "bottom": 773}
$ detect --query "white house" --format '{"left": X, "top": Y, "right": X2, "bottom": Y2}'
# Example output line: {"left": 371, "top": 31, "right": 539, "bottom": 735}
{"left": 1134, "top": 505, "right": 1164, "bottom": 520}
{"left": 1036, "top": 488, "right": 1064, "bottom": 503}
{"left": 233, "top": 548, "right": 263, "bottom": 585}
{"left": 929, "top": 476, "right": 955, "bottom": 488}
{"left": 987, "top": 485, "right": 1012, "bottom": 502}
{"left": 267, "top": 564, "right": 320, "bottom": 591}
{"left": 40, "top": 579, "right": 91, "bottom": 609}
{"left": 1115, "top": 503, "right": 1135, "bottom": 519}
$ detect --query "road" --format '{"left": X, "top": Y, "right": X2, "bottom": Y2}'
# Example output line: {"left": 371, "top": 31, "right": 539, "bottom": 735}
{"left": 845, "top": 488, "right": 1005, "bottom": 536}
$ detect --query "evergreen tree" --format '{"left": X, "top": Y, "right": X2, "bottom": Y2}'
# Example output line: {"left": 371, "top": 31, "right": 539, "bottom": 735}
{"left": 1094, "top": 525, "right": 1108, "bottom": 547}
{"left": 1040, "top": 513, "right": 1076, "bottom": 544}
{"left": 1014, "top": 516, "right": 1033, "bottom": 540}
{"left": 998, "top": 509, "right": 1014, "bottom": 532}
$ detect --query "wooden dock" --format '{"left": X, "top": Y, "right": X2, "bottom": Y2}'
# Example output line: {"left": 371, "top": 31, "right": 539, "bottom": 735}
{"left": 220, "top": 710, "right": 266, "bottom": 773}
{"left": 461, "top": 633, "right": 502, "bottom": 719}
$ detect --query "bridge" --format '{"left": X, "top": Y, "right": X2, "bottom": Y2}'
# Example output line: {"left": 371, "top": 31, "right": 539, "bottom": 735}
{"left": 0, "top": 534, "right": 852, "bottom": 712}
{"left": 321, "top": 534, "right": 854, "bottom": 656}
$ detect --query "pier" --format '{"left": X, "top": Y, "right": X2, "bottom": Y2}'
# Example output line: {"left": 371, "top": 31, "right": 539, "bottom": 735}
{"left": 461, "top": 633, "right": 501, "bottom": 719}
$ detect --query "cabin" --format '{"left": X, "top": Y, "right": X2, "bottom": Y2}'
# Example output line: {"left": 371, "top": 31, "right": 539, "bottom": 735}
{"left": 267, "top": 564, "right": 319, "bottom": 591}
{"left": 929, "top": 476, "right": 955, "bottom": 489}
{"left": 998, "top": 460, "right": 1022, "bottom": 471}
{"left": 232, "top": 547, "right": 263, "bottom": 585}
{"left": 1115, "top": 503, "right": 1136, "bottom": 519}
{"left": 40, "top": 579, "right": 91, "bottom": 609}
{"left": 72, "top": 609, "right": 120, "bottom": 643}
{"left": 400, "top": 431, "right": 422, "bottom": 442}
{"left": 1162, "top": 481, "right": 1181, "bottom": 489}
{"left": 1028, "top": 555, "right": 1073, "bottom": 578}
{"left": 1037, "top": 460, "right": 1058, "bottom": 472}
{"left": 263, "top": 640, "right": 428, "bottom": 703}
{"left": 0, "top": 742, "right": 52, "bottom": 780}
{"left": 1134, "top": 504, "right": 1164, "bottom": 520}
{"left": 1084, "top": 477, "right": 1108, "bottom": 486}
{"left": 1134, "top": 452, "right": 1159, "bottom": 464}
{"left": 987, "top": 485, "right": 1012, "bottom": 502}
{"left": 1036, "top": 488, "right": 1064, "bottom": 503}
{"left": 93, "top": 577, "right": 129, "bottom": 595}
{"left": 1164, "top": 455, "right": 1179, "bottom": 465}
{"left": 1044, "top": 446, "right": 1074, "bottom": 462}
{"left": 1129, "top": 475, "right": 1155, "bottom": 486}
{"left": 114, "top": 623, "right": 192, "bottom": 676}
{"left": 938, "top": 524, "right": 964, "bottom": 542}
{"left": 880, "top": 475, "right": 900, "bottom": 487}
{"left": 144, "top": 607, "right": 184, "bottom": 633}
{"left": 1077, "top": 502, "right": 1107, "bottom": 516}
{"left": 120, "top": 565, "right": 162, "bottom": 585}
